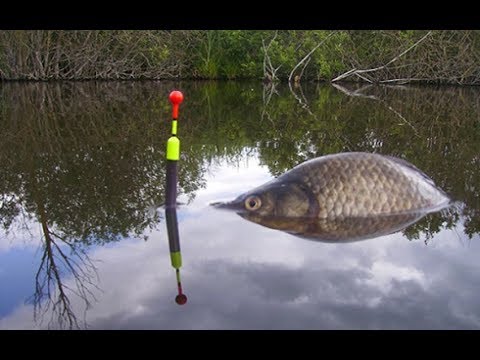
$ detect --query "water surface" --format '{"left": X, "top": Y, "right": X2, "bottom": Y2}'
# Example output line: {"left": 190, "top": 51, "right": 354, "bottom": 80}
{"left": 0, "top": 81, "right": 479, "bottom": 329}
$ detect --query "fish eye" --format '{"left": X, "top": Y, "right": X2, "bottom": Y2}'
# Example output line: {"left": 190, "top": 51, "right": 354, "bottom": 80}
{"left": 245, "top": 195, "right": 262, "bottom": 211}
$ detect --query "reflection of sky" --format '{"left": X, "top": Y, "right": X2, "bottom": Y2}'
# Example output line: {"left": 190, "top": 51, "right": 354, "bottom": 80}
{"left": 1, "top": 155, "right": 480, "bottom": 329}
{"left": 0, "top": 248, "right": 40, "bottom": 318}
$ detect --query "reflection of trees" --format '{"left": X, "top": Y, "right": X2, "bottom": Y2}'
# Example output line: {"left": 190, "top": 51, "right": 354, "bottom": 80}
{"left": 256, "top": 82, "right": 480, "bottom": 239}
{"left": 402, "top": 205, "right": 462, "bottom": 244}
{"left": 0, "top": 80, "right": 479, "bottom": 326}
{"left": 31, "top": 210, "right": 99, "bottom": 329}
{"left": 143, "top": 80, "right": 480, "bottom": 241}
{"left": 0, "top": 82, "right": 209, "bottom": 243}
{"left": 23, "top": 160, "right": 99, "bottom": 329}
{"left": 0, "top": 82, "right": 210, "bottom": 328}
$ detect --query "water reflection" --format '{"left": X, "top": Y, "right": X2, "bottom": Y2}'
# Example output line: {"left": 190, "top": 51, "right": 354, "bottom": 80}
{"left": 0, "top": 81, "right": 479, "bottom": 329}
{"left": 235, "top": 212, "right": 439, "bottom": 243}
{"left": 31, "top": 221, "right": 99, "bottom": 329}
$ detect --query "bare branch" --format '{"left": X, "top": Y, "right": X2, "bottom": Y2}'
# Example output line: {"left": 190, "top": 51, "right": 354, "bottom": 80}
{"left": 289, "top": 31, "right": 336, "bottom": 83}
{"left": 262, "top": 31, "right": 282, "bottom": 83}
{"left": 332, "top": 31, "right": 433, "bottom": 83}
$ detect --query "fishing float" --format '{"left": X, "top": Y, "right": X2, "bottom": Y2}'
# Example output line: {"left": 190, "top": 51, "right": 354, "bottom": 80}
{"left": 165, "top": 90, "right": 187, "bottom": 305}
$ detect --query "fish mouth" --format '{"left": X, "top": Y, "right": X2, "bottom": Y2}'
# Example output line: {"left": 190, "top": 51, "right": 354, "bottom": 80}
{"left": 210, "top": 198, "right": 244, "bottom": 212}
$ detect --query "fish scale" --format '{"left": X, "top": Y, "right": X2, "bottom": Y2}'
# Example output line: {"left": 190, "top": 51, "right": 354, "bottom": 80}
{"left": 212, "top": 152, "right": 451, "bottom": 242}
{"left": 286, "top": 152, "right": 447, "bottom": 218}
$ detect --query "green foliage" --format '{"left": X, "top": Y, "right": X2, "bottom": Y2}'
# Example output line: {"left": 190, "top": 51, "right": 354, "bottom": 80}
{"left": 0, "top": 81, "right": 479, "bottom": 246}
{"left": 0, "top": 30, "right": 480, "bottom": 84}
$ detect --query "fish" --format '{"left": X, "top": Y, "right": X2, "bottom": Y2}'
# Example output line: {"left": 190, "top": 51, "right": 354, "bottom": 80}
{"left": 212, "top": 152, "right": 451, "bottom": 242}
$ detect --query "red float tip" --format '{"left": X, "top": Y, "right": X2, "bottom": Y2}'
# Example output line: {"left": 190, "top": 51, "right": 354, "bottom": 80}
{"left": 169, "top": 91, "right": 183, "bottom": 119}
{"left": 169, "top": 91, "right": 184, "bottom": 105}
{"left": 175, "top": 293, "right": 188, "bottom": 305}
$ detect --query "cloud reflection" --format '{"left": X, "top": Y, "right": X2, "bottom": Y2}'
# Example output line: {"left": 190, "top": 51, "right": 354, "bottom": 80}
{"left": 1, "top": 157, "right": 480, "bottom": 329}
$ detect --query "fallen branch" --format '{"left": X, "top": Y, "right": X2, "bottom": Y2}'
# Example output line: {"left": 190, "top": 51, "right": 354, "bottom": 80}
{"left": 332, "top": 31, "right": 433, "bottom": 83}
